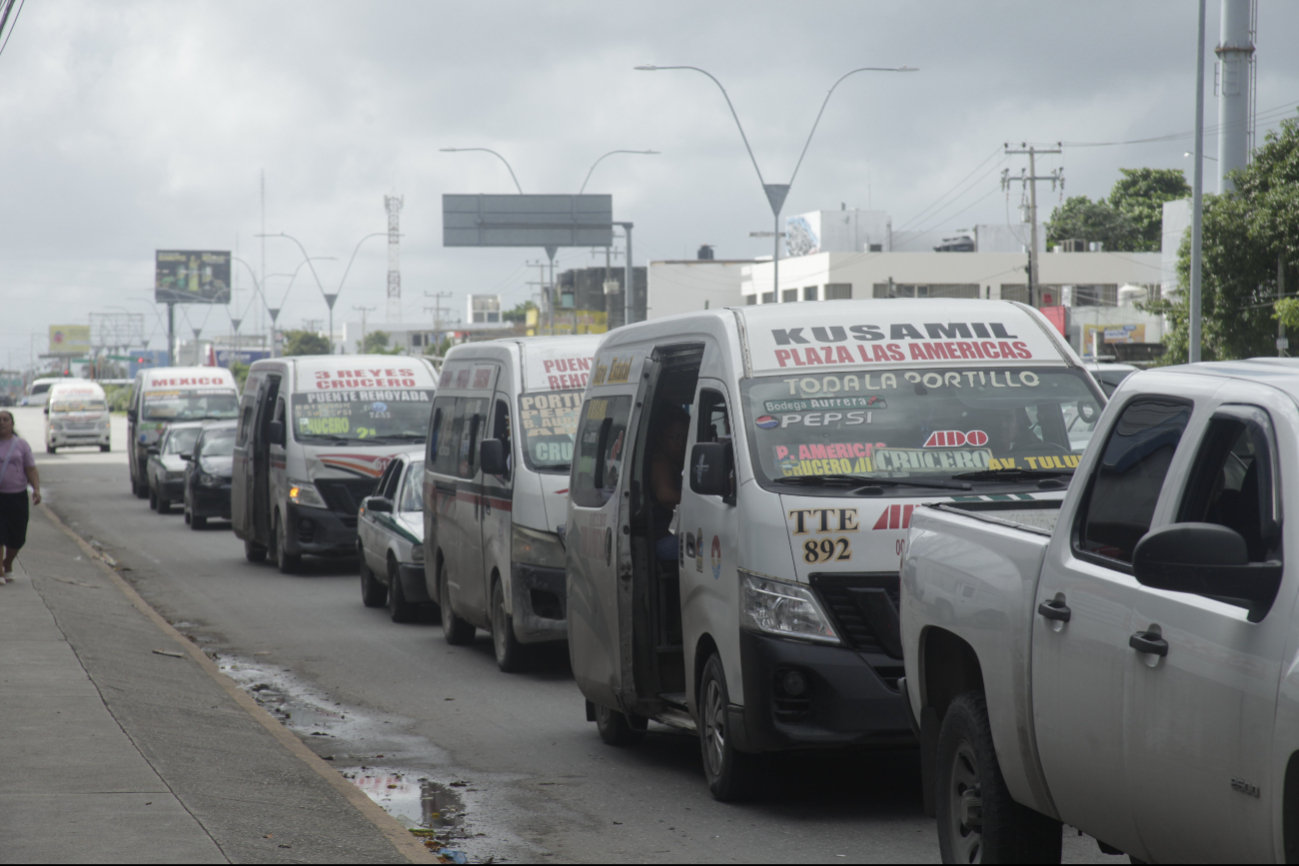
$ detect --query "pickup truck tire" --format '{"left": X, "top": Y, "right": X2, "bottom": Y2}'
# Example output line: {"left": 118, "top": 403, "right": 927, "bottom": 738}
{"left": 699, "top": 653, "right": 765, "bottom": 802}
{"left": 594, "top": 703, "right": 646, "bottom": 746}
{"left": 937, "top": 692, "right": 1062, "bottom": 864}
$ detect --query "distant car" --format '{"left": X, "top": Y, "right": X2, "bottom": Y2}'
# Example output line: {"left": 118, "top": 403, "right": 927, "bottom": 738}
{"left": 357, "top": 453, "right": 432, "bottom": 623}
{"left": 1085, "top": 361, "right": 1139, "bottom": 397}
{"left": 146, "top": 422, "right": 206, "bottom": 514}
{"left": 183, "top": 422, "right": 237, "bottom": 529}
{"left": 0, "top": 395, "right": 13, "bottom": 407}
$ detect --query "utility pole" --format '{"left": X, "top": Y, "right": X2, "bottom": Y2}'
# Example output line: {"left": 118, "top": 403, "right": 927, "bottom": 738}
{"left": 1002, "top": 143, "right": 1063, "bottom": 308}
{"left": 614, "top": 223, "right": 634, "bottom": 327}
{"left": 526, "top": 260, "right": 549, "bottom": 334}
{"left": 353, "top": 305, "right": 376, "bottom": 354}
{"left": 1190, "top": 0, "right": 1208, "bottom": 363}
{"left": 384, "top": 194, "right": 403, "bottom": 323}
{"left": 423, "top": 290, "right": 453, "bottom": 351}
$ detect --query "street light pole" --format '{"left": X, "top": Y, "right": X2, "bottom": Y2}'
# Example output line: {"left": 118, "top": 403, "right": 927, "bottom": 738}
{"left": 439, "top": 148, "right": 525, "bottom": 194}
{"left": 1189, "top": 0, "right": 1208, "bottom": 363}
{"left": 635, "top": 64, "right": 914, "bottom": 304}
{"left": 578, "top": 150, "right": 660, "bottom": 195}
{"left": 259, "top": 232, "right": 382, "bottom": 355}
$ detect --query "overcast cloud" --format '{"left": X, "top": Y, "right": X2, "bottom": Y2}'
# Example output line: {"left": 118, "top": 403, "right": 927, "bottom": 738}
{"left": 2, "top": 0, "right": 1297, "bottom": 362}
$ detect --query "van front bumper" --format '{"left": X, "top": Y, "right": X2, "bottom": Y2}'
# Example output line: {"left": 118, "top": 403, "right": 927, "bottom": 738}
{"left": 728, "top": 629, "right": 915, "bottom": 754}
{"left": 283, "top": 502, "right": 358, "bottom": 556}
{"left": 510, "top": 563, "right": 567, "bottom": 644}
{"left": 50, "top": 431, "right": 109, "bottom": 447}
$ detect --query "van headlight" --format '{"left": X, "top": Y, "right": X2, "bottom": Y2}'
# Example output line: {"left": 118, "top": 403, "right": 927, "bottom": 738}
{"left": 512, "top": 525, "right": 566, "bottom": 569}
{"left": 288, "top": 480, "right": 328, "bottom": 509}
{"left": 740, "top": 571, "right": 840, "bottom": 645}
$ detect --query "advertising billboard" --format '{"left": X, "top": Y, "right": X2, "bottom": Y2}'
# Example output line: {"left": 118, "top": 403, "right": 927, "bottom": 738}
{"left": 443, "top": 195, "right": 613, "bottom": 248}
{"left": 48, "top": 324, "right": 91, "bottom": 356}
{"left": 155, "top": 250, "right": 231, "bottom": 304}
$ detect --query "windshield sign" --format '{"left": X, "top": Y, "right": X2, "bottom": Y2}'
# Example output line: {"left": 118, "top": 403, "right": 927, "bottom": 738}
{"left": 743, "top": 367, "right": 1101, "bottom": 487}
{"left": 143, "top": 389, "right": 239, "bottom": 421}
{"left": 51, "top": 399, "right": 106, "bottom": 413}
{"left": 519, "top": 390, "right": 582, "bottom": 471}
{"left": 292, "top": 389, "right": 434, "bottom": 442}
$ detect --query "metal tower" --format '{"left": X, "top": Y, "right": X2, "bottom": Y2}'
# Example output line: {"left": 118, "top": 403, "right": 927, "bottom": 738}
{"left": 384, "top": 194, "right": 403, "bottom": 323}
{"left": 1216, "top": 0, "right": 1257, "bottom": 192}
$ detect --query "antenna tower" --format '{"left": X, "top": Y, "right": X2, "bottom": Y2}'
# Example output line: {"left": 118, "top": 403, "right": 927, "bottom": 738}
{"left": 385, "top": 194, "right": 403, "bottom": 323}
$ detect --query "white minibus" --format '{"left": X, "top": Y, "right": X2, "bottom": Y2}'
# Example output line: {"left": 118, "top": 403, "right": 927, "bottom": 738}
{"left": 45, "top": 380, "right": 110, "bottom": 453}
{"left": 127, "top": 367, "right": 240, "bottom": 497}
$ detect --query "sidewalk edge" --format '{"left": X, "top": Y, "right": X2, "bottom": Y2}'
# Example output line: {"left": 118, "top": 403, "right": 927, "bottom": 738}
{"left": 37, "top": 505, "right": 438, "bottom": 865}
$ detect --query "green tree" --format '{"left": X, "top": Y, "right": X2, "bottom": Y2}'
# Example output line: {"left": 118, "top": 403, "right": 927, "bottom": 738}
{"left": 282, "top": 329, "right": 332, "bottom": 356}
{"left": 1108, "top": 167, "right": 1191, "bottom": 252}
{"left": 358, "top": 330, "right": 401, "bottom": 354}
{"left": 1046, "top": 196, "right": 1138, "bottom": 250}
{"left": 228, "top": 361, "right": 250, "bottom": 390}
{"left": 502, "top": 300, "right": 537, "bottom": 323}
{"left": 1145, "top": 112, "right": 1299, "bottom": 363}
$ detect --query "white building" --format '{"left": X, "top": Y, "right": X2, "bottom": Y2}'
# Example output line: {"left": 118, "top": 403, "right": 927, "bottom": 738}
{"left": 783, "top": 207, "right": 1047, "bottom": 255}
{"left": 468, "top": 294, "right": 504, "bottom": 325}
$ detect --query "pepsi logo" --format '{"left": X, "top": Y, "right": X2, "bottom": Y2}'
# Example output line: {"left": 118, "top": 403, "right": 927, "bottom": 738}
{"left": 755, "top": 415, "right": 779, "bottom": 429}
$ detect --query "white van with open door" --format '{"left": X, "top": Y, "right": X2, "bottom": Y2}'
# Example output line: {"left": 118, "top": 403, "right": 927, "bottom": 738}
{"left": 44, "top": 379, "right": 110, "bottom": 453}
{"left": 231, "top": 355, "right": 438, "bottom": 573}
{"left": 565, "top": 299, "right": 1105, "bottom": 799}
{"left": 127, "top": 367, "right": 240, "bottom": 498}
{"left": 424, "top": 334, "right": 601, "bottom": 671}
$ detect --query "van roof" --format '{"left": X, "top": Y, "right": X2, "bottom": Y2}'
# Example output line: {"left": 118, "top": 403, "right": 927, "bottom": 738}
{"left": 252, "top": 355, "right": 438, "bottom": 391}
{"left": 48, "top": 381, "right": 105, "bottom": 395}
{"left": 598, "top": 299, "right": 1070, "bottom": 376}
{"left": 444, "top": 335, "right": 602, "bottom": 392}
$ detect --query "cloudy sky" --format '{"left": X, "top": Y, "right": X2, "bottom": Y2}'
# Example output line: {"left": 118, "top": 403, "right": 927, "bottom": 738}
{"left": 2, "top": 0, "right": 1297, "bottom": 365}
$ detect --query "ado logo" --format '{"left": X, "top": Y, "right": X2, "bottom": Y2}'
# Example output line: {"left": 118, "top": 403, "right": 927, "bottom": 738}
{"left": 922, "top": 430, "right": 988, "bottom": 448}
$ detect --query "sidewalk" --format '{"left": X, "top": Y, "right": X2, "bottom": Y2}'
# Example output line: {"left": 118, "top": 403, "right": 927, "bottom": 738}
{"left": 0, "top": 506, "right": 429, "bottom": 864}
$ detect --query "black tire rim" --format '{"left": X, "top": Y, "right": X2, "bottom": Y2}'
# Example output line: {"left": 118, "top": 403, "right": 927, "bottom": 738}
{"left": 948, "top": 738, "right": 983, "bottom": 864}
{"left": 703, "top": 675, "right": 726, "bottom": 779}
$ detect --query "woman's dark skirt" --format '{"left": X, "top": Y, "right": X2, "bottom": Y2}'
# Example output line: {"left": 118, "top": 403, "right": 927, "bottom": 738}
{"left": 0, "top": 490, "right": 29, "bottom": 550}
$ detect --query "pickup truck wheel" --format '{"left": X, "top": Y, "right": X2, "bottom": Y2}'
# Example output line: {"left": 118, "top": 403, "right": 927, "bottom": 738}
{"left": 937, "top": 692, "right": 1062, "bottom": 864}
{"left": 490, "top": 578, "right": 526, "bottom": 672}
{"left": 359, "top": 548, "right": 387, "bottom": 607}
{"left": 594, "top": 703, "right": 646, "bottom": 746}
{"left": 698, "top": 653, "right": 765, "bottom": 802}
{"left": 387, "top": 555, "right": 418, "bottom": 623}
{"left": 439, "top": 564, "right": 476, "bottom": 645}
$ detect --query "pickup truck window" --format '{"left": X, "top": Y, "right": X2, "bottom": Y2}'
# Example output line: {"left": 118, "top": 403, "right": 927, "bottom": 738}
{"left": 741, "top": 366, "right": 1102, "bottom": 492}
{"left": 1077, "top": 397, "right": 1191, "bottom": 564}
{"left": 1177, "top": 407, "right": 1280, "bottom": 562}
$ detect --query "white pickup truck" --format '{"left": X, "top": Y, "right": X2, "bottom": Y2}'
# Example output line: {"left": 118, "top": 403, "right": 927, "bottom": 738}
{"left": 901, "top": 359, "right": 1299, "bottom": 864}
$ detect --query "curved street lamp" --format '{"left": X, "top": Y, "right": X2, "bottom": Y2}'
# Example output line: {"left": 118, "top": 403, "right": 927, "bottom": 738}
{"left": 634, "top": 64, "right": 916, "bottom": 302}
{"left": 578, "top": 150, "right": 660, "bottom": 195}
{"left": 259, "top": 230, "right": 384, "bottom": 354}
{"left": 439, "top": 147, "right": 525, "bottom": 194}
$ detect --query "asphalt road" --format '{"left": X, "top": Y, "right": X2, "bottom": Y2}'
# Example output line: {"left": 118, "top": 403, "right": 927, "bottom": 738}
{"left": 18, "top": 406, "right": 1118, "bottom": 864}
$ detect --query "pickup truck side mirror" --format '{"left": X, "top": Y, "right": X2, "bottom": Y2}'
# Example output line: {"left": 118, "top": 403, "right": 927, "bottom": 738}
{"left": 690, "top": 442, "right": 735, "bottom": 505}
{"left": 365, "top": 497, "right": 393, "bottom": 513}
{"left": 479, "top": 438, "right": 508, "bottom": 476}
{"left": 268, "top": 421, "right": 285, "bottom": 447}
{"left": 1132, "top": 522, "right": 1283, "bottom": 622}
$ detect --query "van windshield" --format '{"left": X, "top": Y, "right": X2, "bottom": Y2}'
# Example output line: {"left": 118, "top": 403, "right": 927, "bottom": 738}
{"left": 291, "top": 389, "right": 435, "bottom": 443}
{"left": 51, "top": 399, "right": 106, "bottom": 413}
{"left": 741, "top": 366, "right": 1102, "bottom": 490}
{"left": 518, "top": 390, "right": 582, "bottom": 471}
{"left": 143, "top": 389, "right": 240, "bottom": 421}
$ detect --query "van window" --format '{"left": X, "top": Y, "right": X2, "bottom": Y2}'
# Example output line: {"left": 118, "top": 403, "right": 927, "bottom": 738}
{"left": 291, "top": 388, "right": 434, "bottom": 444}
{"left": 50, "top": 397, "right": 106, "bottom": 413}
{"left": 572, "top": 396, "right": 632, "bottom": 508}
{"left": 518, "top": 390, "right": 583, "bottom": 472}
{"left": 237, "top": 404, "right": 255, "bottom": 448}
{"left": 431, "top": 399, "right": 463, "bottom": 476}
{"left": 697, "top": 389, "right": 731, "bottom": 443}
{"left": 458, "top": 399, "right": 486, "bottom": 478}
{"left": 493, "top": 399, "right": 512, "bottom": 481}
{"left": 740, "top": 367, "right": 1103, "bottom": 491}
{"left": 142, "top": 388, "right": 240, "bottom": 421}
{"left": 1077, "top": 397, "right": 1192, "bottom": 565}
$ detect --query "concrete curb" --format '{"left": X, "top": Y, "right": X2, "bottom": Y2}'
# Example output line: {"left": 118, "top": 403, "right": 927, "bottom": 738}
{"left": 37, "top": 504, "right": 439, "bottom": 865}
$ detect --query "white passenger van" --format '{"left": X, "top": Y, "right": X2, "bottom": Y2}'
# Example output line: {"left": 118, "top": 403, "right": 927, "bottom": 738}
{"left": 423, "top": 335, "right": 602, "bottom": 671}
{"left": 25, "top": 376, "right": 66, "bottom": 408}
{"left": 232, "top": 355, "right": 438, "bottom": 573}
{"left": 565, "top": 299, "right": 1105, "bottom": 799}
{"left": 127, "top": 367, "right": 240, "bottom": 498}
{"left": 45, "top": 380, "right": 110, "bottom": 453}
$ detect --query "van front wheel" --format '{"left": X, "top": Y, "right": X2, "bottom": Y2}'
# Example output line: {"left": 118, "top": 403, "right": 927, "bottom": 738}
{"left": 490, "top": 578, "right": 526, "bottom": 672}
{"left": 698, "top": 653, "right": 764, "bottom": 802}
{"left": 936, "top": 692, "right": 1062, "bottom": 864}
{"left": 439, "top": 564, "right": 475, "bottom": 645}
{"left": 272, "top": 512, "right": 301, "bottom": 574}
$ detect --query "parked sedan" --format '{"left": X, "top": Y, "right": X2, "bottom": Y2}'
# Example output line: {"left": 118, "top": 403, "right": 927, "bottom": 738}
{"left": 146, "top": 422, "right": 205, "bottom": 514}
{"left": 183, "top": 422, "right": 237, "bottom": 529}
{"left": 357, "top": 454, "right": 432, "bottom": 623}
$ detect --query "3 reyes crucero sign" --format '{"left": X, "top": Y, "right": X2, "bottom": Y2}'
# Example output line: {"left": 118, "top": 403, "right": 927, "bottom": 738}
{"left": 748, "top": 320, "right": 1055, "bottom": 371}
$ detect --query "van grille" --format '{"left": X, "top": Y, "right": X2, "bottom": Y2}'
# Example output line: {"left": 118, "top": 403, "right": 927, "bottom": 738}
{"left": 810, "top": 573, "right": 903, "bottom": 660}
{"left": 315, "top": 478, "right": 379, "bottom": 515}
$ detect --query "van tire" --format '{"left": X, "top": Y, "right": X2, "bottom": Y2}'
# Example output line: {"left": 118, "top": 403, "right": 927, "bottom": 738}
{"left": 244, "top": 537, "right": 267, "bottom": 564}
{"left": 272, "top": 512, "right": 301, "bottom": 574}
{"left": 158, "top": 496, "right": 171, "bottom": 515}
{"left": 699, "top": 653, "right": 765, "bottom": 802}
{"left": 595, "top": 703, "right": 646, "bottom": 746}
{"left": 100, "top": 444, "right": 110, "bottom": 453}
{"left": 359, "top": 548, "right": 387, "bottom": 608}
{"left": 387, "top": 555, "right": 418, "bottom": 623}
{"left": 439, "top": 564, "right": 475, "bottom": 645}
{"left": 490, "top": 577, "right": 526, "bottom": 672}
{"left": 149, "top": 486, "right": 158, "bottom": 511}
{"left": 133, "top": 473, "right": 148, "bottom": 499}
{"left": 191, "top": 515, "right": 207, "bottom": 530}
{"left": 936, "top": 692, "right": 1062, "bottom": 864}
{"left": 46, "top": 444, "right": 56, "bottom": 454}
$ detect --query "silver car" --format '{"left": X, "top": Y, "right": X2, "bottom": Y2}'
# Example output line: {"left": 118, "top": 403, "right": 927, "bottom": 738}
{"left": 357, "top": 454, "right": 433, "bottom": 623}
{"left": 147, "top": 422, "right": 206, "bottom": 514}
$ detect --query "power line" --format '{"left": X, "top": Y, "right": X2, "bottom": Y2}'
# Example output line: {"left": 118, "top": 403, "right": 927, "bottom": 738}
{"left": 1063, "top": 98, "right": 1299, "bottom": 148}
{"left": 0, "top": 0, "right": 23, "bottom": 61}
{"left": 894, "top": 147, "right": 1003, "bottom": 233}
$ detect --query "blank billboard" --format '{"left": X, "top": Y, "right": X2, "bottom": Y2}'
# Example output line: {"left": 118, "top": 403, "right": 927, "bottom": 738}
{"left": 155, "top": 250, "right": 231, "bottom": 304}
{"left": 443, "top": 195, "right": 613, "bottom": 248}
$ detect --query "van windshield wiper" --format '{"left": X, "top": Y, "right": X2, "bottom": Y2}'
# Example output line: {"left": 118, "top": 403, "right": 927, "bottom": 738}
{"left": 772, "top": 474, "right": 972, "bottom": 491}
{"left": 952, "top": 467, "right": 1072, "bottom": 481}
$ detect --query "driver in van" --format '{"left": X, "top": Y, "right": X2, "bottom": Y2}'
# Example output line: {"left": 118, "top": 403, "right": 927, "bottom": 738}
{"left": 650, "top": 408, "right": 690, "bottom": 561}
{"left": 995, "top": 407, "right": 1041, "bottom": 453}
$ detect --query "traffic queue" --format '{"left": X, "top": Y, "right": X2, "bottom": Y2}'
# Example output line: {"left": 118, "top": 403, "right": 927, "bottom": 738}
{"left": 121, "top": 300, "right": 1299, "bottom": 864}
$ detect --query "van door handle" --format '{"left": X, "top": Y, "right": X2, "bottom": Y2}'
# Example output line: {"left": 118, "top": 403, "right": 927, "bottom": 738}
{"left": 1129, "top": 631, "right": 1168, "bottom": 657}
{"left": 1037, "top": 599, "right": 1071, "bottom": 622}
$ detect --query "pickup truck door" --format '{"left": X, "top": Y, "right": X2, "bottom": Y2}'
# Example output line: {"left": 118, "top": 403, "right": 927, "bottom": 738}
{"left": 1123, "top": 391, "right": 1291, "bottom": 863}
{"left": 1031, "top": 394, "right": 1195, "bottom": 858}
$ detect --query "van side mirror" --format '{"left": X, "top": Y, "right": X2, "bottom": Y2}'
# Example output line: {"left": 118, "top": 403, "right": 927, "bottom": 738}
{"left": 479, "top": 438, "right": 508, "bottom": 476}
{"left": 268, "top": 421, "right": 285, "bottom": 447}
{"left": 126, "top": 409, "right": 137, "bottom": 422}
{"left": 690, "top": 442, "right": 735, "bottom": 505}
{"left": 1133, "top": 522, "right": 1283, "bottom": 622}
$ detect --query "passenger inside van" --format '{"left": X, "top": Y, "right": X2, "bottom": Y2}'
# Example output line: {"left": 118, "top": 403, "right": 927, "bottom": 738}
{"left": 651, "top": 408, "right": 690, "bottom": 561}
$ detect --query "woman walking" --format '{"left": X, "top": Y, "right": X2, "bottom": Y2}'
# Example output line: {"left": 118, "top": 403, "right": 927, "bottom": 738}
{"left": 0, "top": 410, "right": 41, "bottom": 580}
